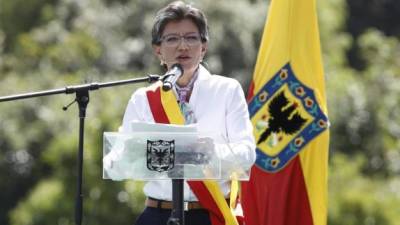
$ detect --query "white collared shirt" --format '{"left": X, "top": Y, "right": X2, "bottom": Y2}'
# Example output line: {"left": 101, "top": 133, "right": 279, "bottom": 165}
{"left": 120, "top": 65, "right": 256, "bottom": 201}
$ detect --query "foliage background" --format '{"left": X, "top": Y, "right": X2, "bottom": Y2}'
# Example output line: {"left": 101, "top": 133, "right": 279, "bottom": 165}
{"left": 0, "top": 0, "right": 399, "bottom": 224}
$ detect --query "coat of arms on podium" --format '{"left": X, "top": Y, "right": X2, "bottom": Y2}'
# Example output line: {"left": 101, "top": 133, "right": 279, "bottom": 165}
{"left": 147, "top": 140, "right": 175, "bottom": 172}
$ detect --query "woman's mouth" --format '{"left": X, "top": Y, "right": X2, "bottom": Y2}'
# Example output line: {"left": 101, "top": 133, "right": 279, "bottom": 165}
{"left": 176, "top": 55, "right": 191, "bottom": 61}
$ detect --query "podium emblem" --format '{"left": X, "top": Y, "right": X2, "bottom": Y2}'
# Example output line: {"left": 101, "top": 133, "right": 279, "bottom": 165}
{"left": 147, "top": 140, "right": 175, "bottom": 172}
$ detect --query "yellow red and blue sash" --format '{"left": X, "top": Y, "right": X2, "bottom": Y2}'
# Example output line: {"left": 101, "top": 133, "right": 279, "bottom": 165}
{"left": 145, "top": 82, "right": 240, "bottom": 225}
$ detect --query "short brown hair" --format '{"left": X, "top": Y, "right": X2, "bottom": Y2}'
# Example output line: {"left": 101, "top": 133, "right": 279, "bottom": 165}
{"left": 151, "top": 1, "right": 209, "bottom": 45}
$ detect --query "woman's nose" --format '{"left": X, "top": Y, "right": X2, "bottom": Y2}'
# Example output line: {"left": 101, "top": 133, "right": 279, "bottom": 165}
{"left": 177, "top": 38, "right": 190, "bottom": 50}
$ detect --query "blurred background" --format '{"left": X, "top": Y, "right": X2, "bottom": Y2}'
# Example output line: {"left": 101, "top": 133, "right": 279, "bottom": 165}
{"left": 0, "top": 0, "right": 399, "bottom": 224}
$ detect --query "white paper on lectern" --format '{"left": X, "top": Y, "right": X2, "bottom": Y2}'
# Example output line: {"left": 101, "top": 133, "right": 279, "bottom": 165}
{"left": 130, "top": 121, "right": 197, "bottom": 133}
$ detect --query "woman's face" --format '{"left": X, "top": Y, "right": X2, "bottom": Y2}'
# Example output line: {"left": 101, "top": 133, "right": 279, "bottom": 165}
{"left": 154, "top": 19, "right": 207, "bottom": 77}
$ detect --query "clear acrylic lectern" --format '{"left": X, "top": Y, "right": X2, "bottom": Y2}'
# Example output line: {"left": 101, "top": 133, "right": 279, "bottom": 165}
{"left": 102, "top": 122, "right": 250, "bottom": 225}
{"left": 103, "top": 122, "right": 250, "bottom": 181}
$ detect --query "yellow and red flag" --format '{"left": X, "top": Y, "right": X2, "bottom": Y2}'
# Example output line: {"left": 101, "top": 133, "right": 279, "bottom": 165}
{"left": 241, "top": 0, "right": 329, "bottom": 224}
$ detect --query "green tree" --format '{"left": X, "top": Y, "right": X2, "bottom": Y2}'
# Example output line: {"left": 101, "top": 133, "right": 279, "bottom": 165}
{"left": 1, "top": 0, "right": 400, "bottom": 224}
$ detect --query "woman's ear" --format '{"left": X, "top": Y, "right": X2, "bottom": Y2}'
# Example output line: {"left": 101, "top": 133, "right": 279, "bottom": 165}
{"left": 153, "top": 45, "right": 165, "bottom": 65}
{"left": 201, "top": 42, "right": 208, "bottom": 58}
{"left": 153, "top": 44, "right": 161, "bottom": 59}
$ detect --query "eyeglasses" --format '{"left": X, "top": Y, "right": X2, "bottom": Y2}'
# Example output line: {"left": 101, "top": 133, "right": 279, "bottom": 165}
{"left": 160, "top": 33, "right": 202, "bottom": 47}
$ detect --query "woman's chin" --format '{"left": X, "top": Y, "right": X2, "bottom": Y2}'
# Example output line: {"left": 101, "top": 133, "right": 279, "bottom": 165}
{"left": 180, "top": 62, "right": 200, "bottom": 73}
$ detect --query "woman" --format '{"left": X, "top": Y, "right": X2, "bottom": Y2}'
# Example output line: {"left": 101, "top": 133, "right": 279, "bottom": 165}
{"left": 120, "top": 1, "right": 256, "bottom": 225}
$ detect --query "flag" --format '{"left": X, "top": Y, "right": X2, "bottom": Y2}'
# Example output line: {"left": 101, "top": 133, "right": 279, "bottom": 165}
{"left": 241, "top": 0, "right": 329, "bottom": 224}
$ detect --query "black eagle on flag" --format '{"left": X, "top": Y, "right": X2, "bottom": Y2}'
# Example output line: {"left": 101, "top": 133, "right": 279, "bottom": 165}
{"left": 257, "top": 91, "right": 307, "bottom": 144}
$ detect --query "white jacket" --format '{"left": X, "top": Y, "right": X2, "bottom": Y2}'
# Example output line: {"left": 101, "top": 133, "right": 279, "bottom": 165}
{"left": 120, "top": 65, "right": 256, "bottom": 201}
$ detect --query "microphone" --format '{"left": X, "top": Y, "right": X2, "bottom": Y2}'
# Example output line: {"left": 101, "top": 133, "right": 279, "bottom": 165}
{"left": 162, "top": 63, "right": 184, "bottom": 91}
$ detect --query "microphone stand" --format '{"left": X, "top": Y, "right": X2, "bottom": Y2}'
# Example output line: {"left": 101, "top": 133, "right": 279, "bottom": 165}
{"left": 168, "top": 173, "right": 185, "bottom": 225}
{"left": 0, "top": 74, "right": 161, "bottom": 225}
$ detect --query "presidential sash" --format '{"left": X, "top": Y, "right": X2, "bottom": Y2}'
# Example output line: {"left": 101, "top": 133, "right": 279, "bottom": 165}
{"left": 145, "top": 82, "right": 239, "bottom": 225}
